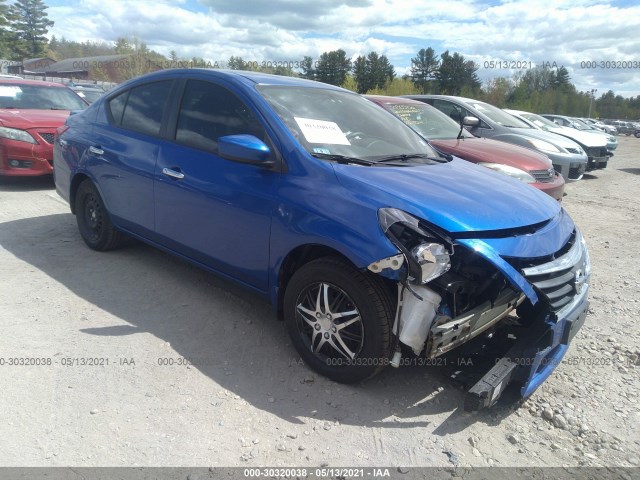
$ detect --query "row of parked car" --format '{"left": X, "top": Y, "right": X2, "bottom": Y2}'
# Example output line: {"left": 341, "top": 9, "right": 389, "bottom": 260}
{"left": 18, "top": 68, "right": 590, "bottom": 411}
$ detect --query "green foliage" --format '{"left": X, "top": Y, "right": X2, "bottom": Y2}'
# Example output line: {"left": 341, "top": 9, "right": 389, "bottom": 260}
{"left": 435, "top": 50, "right": 481, "bottom": 95}
{"left": 353, "top": 51, "right": 394, "bottom": 94}
{"left": 341, "top": 75, "right": 357, "bottom": 92}
{"left": 410, "top": 47, "right": 439, "bottom": 93}
{"left": 300, "top": 56, "right": 314, "bottom": 80}
{"left": 7, "top": 0, "right": 54, "bottom": 59}
{"left": 48, "top": 37, "right": 114, "bottom": 60}
{"left": 366, "top": 77, "right": 420, "bottom": 96}
{"left": 0, "top": 0, "right": 11, "bottom": 58}
{"left": 314, "top": 49, "right": 351, "bottom": 86}
{"left": 474, "top": 65, "right": 636, "bottom": 118}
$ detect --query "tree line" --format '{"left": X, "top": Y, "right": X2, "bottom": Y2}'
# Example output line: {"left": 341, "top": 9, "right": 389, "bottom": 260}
{"left": 1, "top": 0, "right": 638, "bottom": 119}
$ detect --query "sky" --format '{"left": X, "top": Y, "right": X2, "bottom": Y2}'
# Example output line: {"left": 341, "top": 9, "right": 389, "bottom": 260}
{"left": 44, "top": 0, "right": 640, "bottom": 98}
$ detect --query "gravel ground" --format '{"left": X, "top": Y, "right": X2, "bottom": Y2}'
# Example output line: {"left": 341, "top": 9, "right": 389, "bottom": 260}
{"left": 0, "top": 137, "right": 638, "bottom": 470}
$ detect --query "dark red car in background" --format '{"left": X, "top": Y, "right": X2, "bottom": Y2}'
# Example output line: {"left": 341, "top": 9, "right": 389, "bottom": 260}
{"left": 0, "top": 78, "right": 87, "bottom": 176}
{"left": 366, "top": 96, "right": 565, "bottom": 201}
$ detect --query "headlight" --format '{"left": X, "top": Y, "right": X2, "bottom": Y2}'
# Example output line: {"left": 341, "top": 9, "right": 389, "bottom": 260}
{"left": 0, "top": 126, "right": 37, "bottom": 144}
{"left": 378, "top": 208, "right": 451, "bottom": 284}
{"left": 525, "top": 138, "right": 561, "bottom": 153}
{"left": 478, "top": 162, "right": 536, "bottom": 183}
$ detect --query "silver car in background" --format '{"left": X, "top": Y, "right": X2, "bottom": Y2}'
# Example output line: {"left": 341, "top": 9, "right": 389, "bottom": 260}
{"left": 405, "top": 95, "right": 588, "bottom": 182}
{"left": 582, "top": 118, "right": 617, "bottom": 135}
{"left": 542, "top": 114, "right": 618, "bottom": 152}
{"left": 506, "top": 110, "right": 613, "bottom": 170}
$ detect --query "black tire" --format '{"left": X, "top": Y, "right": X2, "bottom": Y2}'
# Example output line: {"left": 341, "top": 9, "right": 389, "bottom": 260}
{"left": 283, "top": 257, "right": 394, "bottom": 383}
{"left": 75, "top": 179, "right": 126, "bottom": 251}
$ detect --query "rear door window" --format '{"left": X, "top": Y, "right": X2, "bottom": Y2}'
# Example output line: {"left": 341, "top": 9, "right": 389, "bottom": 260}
{"left": 116, "top": 81, "right": 173, "bottom": 136}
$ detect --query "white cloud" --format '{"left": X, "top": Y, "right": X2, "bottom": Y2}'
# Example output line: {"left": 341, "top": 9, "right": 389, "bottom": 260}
{"left": 45, "top": 0, "right": 640, "bottom": 97}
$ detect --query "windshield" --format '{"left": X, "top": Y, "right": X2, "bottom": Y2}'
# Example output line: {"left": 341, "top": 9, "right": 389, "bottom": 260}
{"left": 0, "top": 83, "right": 88, "bottom": 110}
{"left": 381, "top": 101, "right": 472, "bottom": 140}
{"left": 258, "top": 86, "right": 438, "bottom": 161}
{"left": 520, "top": 112, "right": 559, "bottom": 129}
{"left": 570, "top": 118, "right": 595, "bottom": 131}
{"left": 73, "top": 89, "right": 103, "bottom": 104}
{"left": 468, "top": 101, "right": 531, "bottom": 128}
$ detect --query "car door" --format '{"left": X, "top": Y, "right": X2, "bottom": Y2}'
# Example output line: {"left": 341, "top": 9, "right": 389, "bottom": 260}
{"left": 91, "top": 80, "right": 173, "bottom": 235}
{"left": 154, "top": 79, "right": 279, "bottom": 292}
{"left": 430, "top": 99, "right": 494, "bottom": 138}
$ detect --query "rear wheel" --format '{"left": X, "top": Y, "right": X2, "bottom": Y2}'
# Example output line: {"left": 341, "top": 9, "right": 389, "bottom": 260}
{"left": 75, "top": 179, "right": 126, "bottom": 251}
{"left": 283, "top": 257, "right": 394, "bottom": 383}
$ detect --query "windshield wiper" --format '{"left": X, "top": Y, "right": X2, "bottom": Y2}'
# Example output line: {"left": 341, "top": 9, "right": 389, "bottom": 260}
{"left": 375, "top": 153, "right": 450, "bottom": 163}
{"left": 311, "top": 153, "right": 376, "bottom": 166}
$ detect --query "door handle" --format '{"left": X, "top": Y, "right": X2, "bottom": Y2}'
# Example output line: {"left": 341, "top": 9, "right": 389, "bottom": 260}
{"left": 162, "top": 167, "right": 185, "bottom": 180}
{"left": 88, "top": 146, "right": 104, "bottom": 156}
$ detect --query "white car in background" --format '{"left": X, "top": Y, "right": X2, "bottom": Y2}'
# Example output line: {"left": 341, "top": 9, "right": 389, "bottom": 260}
{"left": 582, "top": 118, "right": 617, "bottom": 135}
{"left": 505, "top": 109, "right": 612, "bottom": 171}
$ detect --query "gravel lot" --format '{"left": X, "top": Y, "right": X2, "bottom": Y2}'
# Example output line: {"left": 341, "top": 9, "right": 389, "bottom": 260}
{"left": 0, "top": 137, "right": 638, "bottom": 469}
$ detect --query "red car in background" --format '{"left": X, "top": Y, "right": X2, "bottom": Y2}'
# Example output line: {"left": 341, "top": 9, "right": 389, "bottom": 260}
{"left": 366, "top": 96, "right": 565, "bottom": 201}
{"left": 0, "top": 78, "right": 87, "bottom": 176}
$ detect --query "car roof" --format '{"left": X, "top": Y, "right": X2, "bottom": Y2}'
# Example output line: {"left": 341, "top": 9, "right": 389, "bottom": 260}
{"left": 503, "top": 108, "right": 531, "bottom": 115}
{"left": 365, "top": 95, "right": 426, "bottom": 106}
{"left": 0, "top": 78, "right": 68, "bottom": 88}
{"left": 404, "top": 94, "right": 479, "bottom": 103}
{"left": 118, "top": 68, "right": 348, "bottom": 92}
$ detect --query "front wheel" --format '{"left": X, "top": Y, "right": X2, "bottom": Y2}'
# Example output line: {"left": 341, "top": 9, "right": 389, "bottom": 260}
{"left": 283, "top": 257, "right": 395, "bottom": 383}
{"left": 75, "top": 179, "right": 126, "bottom": 251}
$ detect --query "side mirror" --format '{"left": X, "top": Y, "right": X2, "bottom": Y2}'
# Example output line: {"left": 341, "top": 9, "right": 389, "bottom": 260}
{"left": 218, "top": 134, "right": 274, "bottom": 167}
{"left": 553, "top": 120, "right": 560, "bottom": 125}
{"left": 462, "top": 116, "right": 480, "bottom": 128}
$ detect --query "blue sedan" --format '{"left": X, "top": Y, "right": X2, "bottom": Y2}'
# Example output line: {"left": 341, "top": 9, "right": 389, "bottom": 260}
{"left": 54, "top": 69, "right": 591, "bottom": 410}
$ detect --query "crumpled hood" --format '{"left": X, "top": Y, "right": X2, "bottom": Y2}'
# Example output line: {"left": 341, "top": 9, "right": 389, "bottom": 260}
{"left": 0, "top": 109, "right": 70, "bottom": 129}
{"left": 333, "top": 157, "right": 561, "bottom": 234}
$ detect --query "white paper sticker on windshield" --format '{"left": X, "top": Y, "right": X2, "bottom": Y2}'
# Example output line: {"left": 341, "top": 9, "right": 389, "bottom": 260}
{"left": 294, "top": 117, "right": 350, "bottom": 145}
{"left": 76, "top": 91, "right": 86, "bottom": 98}
{"left": 0, "top": 86, "right": 21, "bottom": 97}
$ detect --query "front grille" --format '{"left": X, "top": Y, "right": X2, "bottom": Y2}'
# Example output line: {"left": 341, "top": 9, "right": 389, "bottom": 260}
{"left": 518, "top": 230, "right": 590, "bottom": 312}
{"left": 586, "top": 147, "right": 608, "bottom": 159}
{"left": 530, "top": 168, "right": 556, "bottom": 183}
{"left": 568, "top": 163, "right": 585, "bottom": 180}
{"left": 39, "top": 133, "right": 55, "bottom": 144}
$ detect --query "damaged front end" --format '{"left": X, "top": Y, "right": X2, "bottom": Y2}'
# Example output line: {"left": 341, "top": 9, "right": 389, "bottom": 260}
{"left": 369, "top": 208, "right": 591, "bottom": 411}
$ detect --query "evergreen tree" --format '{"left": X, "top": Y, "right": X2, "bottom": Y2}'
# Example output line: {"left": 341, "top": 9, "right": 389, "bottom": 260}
{"left": 352, "top": 55, "right": 369, "bottom": 93}
{"left": 435, "top": 51, "right": 480, "bottom": 95}
{"left": 353, "top": 52, "right": 395, "bottom": 94}
{"left": 410, "top": 47, "right": 439, "bottom": 93}
{"left": 0, "top": 0, "right": 12, "bottom": 58}
{"left": 8, "top": 0, "right": 54, "bottom": 59}
{"left": 227, "top": 56, "right": 246, "bottom": 70}
{"left": 314, "top": 49, "right": 351, "bottom": 86}
{"left": 300, "top": 56, "right": 314, "bottom": 80}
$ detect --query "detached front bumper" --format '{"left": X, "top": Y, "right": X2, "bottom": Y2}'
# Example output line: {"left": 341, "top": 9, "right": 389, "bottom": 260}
{"left": 464, "top": 285, "right": 589, "bottom": 411}
{"left": 463, "top": 229, "right": 591, "bottom": 411}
